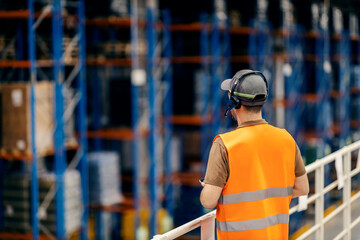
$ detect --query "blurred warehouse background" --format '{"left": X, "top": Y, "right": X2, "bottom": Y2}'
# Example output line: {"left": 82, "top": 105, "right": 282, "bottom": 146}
{"left": 0, "top": 0, "right": 360, "bottom": 239}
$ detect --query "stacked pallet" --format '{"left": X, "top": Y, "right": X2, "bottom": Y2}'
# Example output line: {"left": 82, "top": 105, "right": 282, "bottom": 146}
{"left": 88, "top": 151, "right": 123, "bottom": 205}
{"left": 2, "top": 170, "right": 83, "bottom": 235}
{"left": 0, "top": 81, "right": 77, "bottom": 157}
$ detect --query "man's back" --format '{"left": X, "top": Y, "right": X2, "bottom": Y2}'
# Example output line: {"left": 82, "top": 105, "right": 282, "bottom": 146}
{"left": 216, "top": 123, "right": 296, "bottom": 240}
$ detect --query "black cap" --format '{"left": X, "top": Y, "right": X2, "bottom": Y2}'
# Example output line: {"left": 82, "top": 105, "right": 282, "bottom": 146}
{"left": 221, "top": 69, "right": 268, "bottom": 106}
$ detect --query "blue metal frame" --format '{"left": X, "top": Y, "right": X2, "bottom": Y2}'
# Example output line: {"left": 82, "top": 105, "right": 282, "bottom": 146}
{"left": 284, "top": 26, "right": 306, "bottom": 148}
{"left": 52, "top": 0, "right": 66, "bottom": 238}
{"left": 147, "top": 6, "right": 159, "bottom": 236}
{"left": 200, "top": 13, "right": 211, "bottom": 176}
{"left": 211, "top": 15, "right": 221, "bottom": 139}
{"left": 28, "top": 0, "right": 39, "bottom": 239}
{"left": 222, "top": 18, "right": 232, "bottom": 131}
{"left": 77, "top": 1, "right": 89, "bottom": 239}
{"left": 130, "top": 0, "right": 141, "bottom": 235}
{"left": 333, "top": 31, "right": 351, "bottom": 148}
{"left": 315, "top": 28, "right": 332, "bottom": 157}
{"left": 162, "top": 9, "right": 174, "bottom": 222}
{"left": 249, "top": 19, "right": 274, "bottom": 124}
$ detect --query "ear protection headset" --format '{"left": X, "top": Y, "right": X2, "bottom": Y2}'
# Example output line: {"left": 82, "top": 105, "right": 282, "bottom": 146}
{"left": 224, "top": 71, "right": 268, "bottom": 117}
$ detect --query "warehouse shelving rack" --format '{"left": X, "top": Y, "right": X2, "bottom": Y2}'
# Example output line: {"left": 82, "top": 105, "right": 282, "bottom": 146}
{"left": 249, "top": 19, "right": 275, "bottom": 124}
{"left": 84, "top": 3, "right": 143, "bottom": 239}
{"left": 350, "top": 16, "right": 360, "bottom": 142}
{"left": 331, "top": 29, "right": 351, "bottom": 149}
{"left": 146, "top": 5, "right": 176, "bottom": 237}
{"left": 211, "top": 15, "right": 232, "bottom": 136}
{"left": 0, "top": 0, "right": 88, "bottom": 239}
{"left": 274, "top": 24, "right": 307, "bottom": 236}
{"left": 84, "top": 2, "right": 175, "bottom": 238}
{"left": 274, "top": 25, "right": 306, "bottom": 150}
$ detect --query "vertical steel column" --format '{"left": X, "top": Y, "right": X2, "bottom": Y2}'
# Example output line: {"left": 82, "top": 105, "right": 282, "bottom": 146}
{"left": 223, "top": 18, "right": 232, "bottom": 131}
{"left": 130, "top": 0, "right": 141, "bottom": 235}
{"left": 338, "top": 32, "right": 351, "bottom": 147}
{"left": 211, "top": 15, "right": 221, "bottom": 138}
{"left": 28, "top": 0, "right": 39, "bottom": 238}
{"left": 77, "top": 1, "right": 88, "bottom": 239}
{"left": 52, "top": 0, "right": 66, "bottom": 238}
{"left": 200, "top": 13, "right": 210, "bottom": 176}
{"left": 147, "top": 6, "right": 159, "bottom": 237}
{"left": 162, "top": 9, "right": 174, "bottom": 220}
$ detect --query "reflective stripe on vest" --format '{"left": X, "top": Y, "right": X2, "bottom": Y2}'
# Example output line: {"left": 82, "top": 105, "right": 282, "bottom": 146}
{"left": 218, "top": 186, "right": 293, "bottom": 205}
{"left": 216, "top": 214, "right": 289, "bottom": 232}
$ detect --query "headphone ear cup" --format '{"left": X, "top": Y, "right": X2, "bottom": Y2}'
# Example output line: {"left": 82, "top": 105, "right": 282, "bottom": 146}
{"left": 231, "top": 96, "right": 241, "bottom": 109}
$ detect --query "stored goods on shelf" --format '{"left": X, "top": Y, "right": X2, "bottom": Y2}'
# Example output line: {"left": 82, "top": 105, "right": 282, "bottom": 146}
{"left": 88, "top": 151, "right": 123, "bottom": 205}
{"left": 0, "top": 81, "right": 77, "bottom": 156}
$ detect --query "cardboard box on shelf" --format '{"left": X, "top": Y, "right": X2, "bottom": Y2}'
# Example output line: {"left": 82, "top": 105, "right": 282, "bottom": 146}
{"left": 0, "top": 81, "right": 76, "bottom": 157}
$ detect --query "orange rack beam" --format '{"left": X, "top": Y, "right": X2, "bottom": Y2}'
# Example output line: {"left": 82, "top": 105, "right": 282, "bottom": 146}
{"left": 87, "top": 128, "right": 134, "bottom": 140}
{"left": 86, "top": 58, "right": 132, "bottom": 67}
{"left": 351, "top": 87, "right": 360, "bottom": 94}
{"left": 0, "top": 9, "right": 66, "bottom": 19}
{"left": 173, "top": 171, "right": 202, "bottom": 187}
{"left": 90, "top": 197, "right": 134, "bottom": 213}
{"left": 351, "top": 120, "right": 360, "bottom": 128}
{"left": 330, "top": 90, "right": 341, "bottom": 99}
{"left": 0, "top": 10, "right": 30, "bottom": 19}
{"left": 170, "top": 22, "right": 208, "bottom": 32}
{"left": 171, "top": 115, "right": 205, "bottom": 126}
{"left": 304, "top": 93, "right": 318, "bottom": 103}
{"left": 230, "top": 27, "right": 253, "bottom": 35}
{"left": 0, "top": 60, "right": 76, "bottom": 68}
{"left": 231, "top": 55, "right": 253, "bottom": 63}
{"left": 86, "top": 17, "right": 131, "bottom": 27}
{"left": 171, "top": 56, "right": 209, "bottom": 64}
{"left": 0, "top": 233, "right": 53, "bottom": 240}
{"left": 305, "top": 54, "right": 319, "bottom": 62}
{"left": 305, "top": 31, "right": 319, "bottom": 39}
{"left": 0, "top": 142, "right": 78, "bottom": 161}
{"left": 351, "top": 36, "right": 360, "bottom": 41}
{"left": 0, "top": 60, "right": 30, "bottom": 68}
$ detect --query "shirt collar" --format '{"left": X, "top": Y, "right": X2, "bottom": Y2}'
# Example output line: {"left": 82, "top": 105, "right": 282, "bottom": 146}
{"left": 237, "top": 119, "right": 268, "bottom": 129}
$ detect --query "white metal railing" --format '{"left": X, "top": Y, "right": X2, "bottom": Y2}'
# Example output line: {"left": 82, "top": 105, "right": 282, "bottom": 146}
{"left": 152, "top": 140, "right": 360, "bottom": 240}
{"left": 151, "top": 210, "right": 216, "bottom": 240}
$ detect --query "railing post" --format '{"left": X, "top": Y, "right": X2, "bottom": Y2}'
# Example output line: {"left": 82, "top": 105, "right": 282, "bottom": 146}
{"left": 200, "top": 215, "right": 215, "bottom": 240}
{"left": 343, "top": 150, "right": 351, "bottom": 239}
{"left": 315, "top": 161, "right": 325, "bottom": 239}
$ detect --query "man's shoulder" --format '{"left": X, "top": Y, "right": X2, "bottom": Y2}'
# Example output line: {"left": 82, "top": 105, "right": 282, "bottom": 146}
{"left": 266, "top": 124, "right": 295, "bottom": 141}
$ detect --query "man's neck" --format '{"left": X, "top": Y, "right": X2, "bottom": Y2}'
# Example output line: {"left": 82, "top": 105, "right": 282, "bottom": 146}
{"left": 236, "top": 112, "right": 262, "bottom": 126}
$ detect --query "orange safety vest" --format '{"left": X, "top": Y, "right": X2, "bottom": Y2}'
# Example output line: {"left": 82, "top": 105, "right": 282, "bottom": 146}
{"left": 215, "top": 123, "right": 296, "bottom": 240}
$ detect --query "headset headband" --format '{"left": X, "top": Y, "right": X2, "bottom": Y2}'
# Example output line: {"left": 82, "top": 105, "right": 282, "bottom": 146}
{"left": 224, "top": 70, "right": 268, "bottom": 117}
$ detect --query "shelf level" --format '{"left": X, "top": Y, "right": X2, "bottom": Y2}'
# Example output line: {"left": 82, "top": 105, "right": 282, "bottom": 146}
{"left": 171, "top": 56, "right": 209, "bottom": 64}
{"left": 0, "top": 233, "right": 53, "bottom": 240}
{"left": 171, "top": 115, "right": 205, "bottom": 126}
{"left": 170, "top": 22, "right": 208, "bottom": 32}
{"left": 87, "top": 128, "right": 134, "bottom": 140}
{"left": 0, "top": 60, "right": 77, "bottom": 68}
{"left": 86, "top": 58, "right": 132, "bottom": 67}
{"left": 0, "top": 10, "right": 75, "bottom": 19}
{"left": 230, "top": 26, "right": 253, "bottom": 35}
{"left": 0, "top": 142, "right": 78, "bottom": 161}
{"left": 89, "top": 197, "right": 134, "bottom": 213}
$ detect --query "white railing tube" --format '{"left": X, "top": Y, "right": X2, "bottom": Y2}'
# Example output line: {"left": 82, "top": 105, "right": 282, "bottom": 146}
{"left": 151, "top": 210, "right": 216, "bottom": 240}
